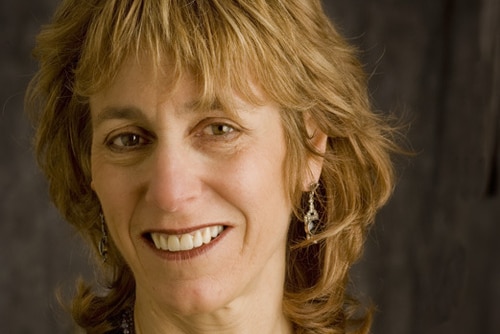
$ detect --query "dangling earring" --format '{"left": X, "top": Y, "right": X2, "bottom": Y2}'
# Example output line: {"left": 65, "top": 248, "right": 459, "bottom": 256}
{"left": 304, "top": 182, "right": 319, "bottom": 240}
{"left": 98, "top": 212, "right": 108, "bottom": 262}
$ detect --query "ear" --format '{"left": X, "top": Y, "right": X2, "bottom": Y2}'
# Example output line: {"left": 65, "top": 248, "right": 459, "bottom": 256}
{"left": 303, "top": 113, "right": 328, "bottom": 190}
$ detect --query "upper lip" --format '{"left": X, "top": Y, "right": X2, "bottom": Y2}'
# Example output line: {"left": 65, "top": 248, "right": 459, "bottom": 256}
{"left": 142, "top": 223, "right": 229, "bottom": 237}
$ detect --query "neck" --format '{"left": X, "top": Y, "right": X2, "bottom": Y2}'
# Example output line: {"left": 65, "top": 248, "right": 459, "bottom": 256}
{"left": 134, "top": 307, "right": 293, "bottom": 334}
{"left": 134, "top": 297, "right": 293, "bottom": 334}
{"left": 132, "top": 234, "right": 293, "bottom": 334}
{"left": 133, "top": 268, "right": 293, "bottom": 334}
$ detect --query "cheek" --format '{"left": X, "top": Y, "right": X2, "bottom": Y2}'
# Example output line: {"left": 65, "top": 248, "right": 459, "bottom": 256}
{"left": 218, "top": 146, "right": 291, "bottom": 229}
{"left": 91, "top": 164, "right": 141, "bottom": 259}
{"left": 91, "top": 153, "right": 137, "bottom": 224}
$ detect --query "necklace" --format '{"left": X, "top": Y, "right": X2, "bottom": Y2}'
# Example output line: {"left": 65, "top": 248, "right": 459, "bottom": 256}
{"left": 119, "top": 308, "right": 135, "bottom": 334}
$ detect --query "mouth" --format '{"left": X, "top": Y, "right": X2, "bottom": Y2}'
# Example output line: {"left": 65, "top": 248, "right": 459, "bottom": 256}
{"left": 146, "top": 225, "right": 226, "bottom": 252}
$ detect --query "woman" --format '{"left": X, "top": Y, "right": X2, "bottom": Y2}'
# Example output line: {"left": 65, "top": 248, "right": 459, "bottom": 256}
{"left": 27, "top": 0, "right": 397, "bottom": 333}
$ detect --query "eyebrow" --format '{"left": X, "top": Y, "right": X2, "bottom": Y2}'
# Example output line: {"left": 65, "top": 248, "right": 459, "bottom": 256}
{"left": 93, "top": 106, "right": 148, "bottom": 128}
{"left": 93, "top": 99, "right": 241, "bottom": 127}
{"left": 183, "top": 98, "right": 223, "bottom": 111}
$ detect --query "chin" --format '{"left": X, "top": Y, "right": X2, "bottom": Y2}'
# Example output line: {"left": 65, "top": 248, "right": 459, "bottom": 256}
{"left": 147, "top": 278, "right": 236, "bottom": 316}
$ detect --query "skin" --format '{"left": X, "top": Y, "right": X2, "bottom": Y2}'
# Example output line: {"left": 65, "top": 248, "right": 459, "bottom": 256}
{"left": 89, "top": 56, "right": 324, "bottom": 334}
{"left": 90, "top": 56, "right": 291, "bottom": 333}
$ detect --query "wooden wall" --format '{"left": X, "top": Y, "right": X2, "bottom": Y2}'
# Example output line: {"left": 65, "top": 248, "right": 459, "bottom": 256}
{"left": 324, "top": 0, "right": 500, "bottom": 333}
{"left": 1, "top": 0, "right": 498, "bottom": 333}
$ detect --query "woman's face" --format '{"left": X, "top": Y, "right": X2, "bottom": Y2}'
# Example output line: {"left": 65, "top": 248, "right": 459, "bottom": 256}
{"left": 89, "top": 57, "right": 293, "bottom": 315}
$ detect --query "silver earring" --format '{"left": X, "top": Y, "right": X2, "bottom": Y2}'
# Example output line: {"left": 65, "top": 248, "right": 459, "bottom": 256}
{"left": 304, "top": 183, "right": 319, "bottom": 240}
{"left": 98, "top": 213, "right": 108, "bottom": 262}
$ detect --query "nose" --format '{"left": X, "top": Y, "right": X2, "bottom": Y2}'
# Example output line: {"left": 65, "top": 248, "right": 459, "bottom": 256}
{"left": 144, "top": 144, "right": 202, "bottom": 212}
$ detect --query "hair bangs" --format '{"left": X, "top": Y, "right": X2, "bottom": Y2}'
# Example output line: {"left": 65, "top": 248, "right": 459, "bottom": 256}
{"left": 72, "top": 0, "right": 301, "bottom": 112}
{"left": 29, "top": 1, "right": 400, "bottom": 332}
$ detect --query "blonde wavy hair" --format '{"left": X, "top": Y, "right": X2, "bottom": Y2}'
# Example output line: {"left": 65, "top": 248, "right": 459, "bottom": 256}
{"left": 27, "top": 0, "right": 397, "bottom": 333}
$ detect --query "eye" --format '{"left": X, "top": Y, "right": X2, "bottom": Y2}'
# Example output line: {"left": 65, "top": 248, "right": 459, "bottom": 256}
{"left": 202, "top": 123, "right": 235, "bottom": 136}
{"left": 106, "top": 132, "right": 151, "bottom": 150}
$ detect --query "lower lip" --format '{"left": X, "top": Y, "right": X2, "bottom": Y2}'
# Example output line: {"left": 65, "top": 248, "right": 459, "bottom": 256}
{"left": 144, "top": 228, "right": 229, "bottom": 261}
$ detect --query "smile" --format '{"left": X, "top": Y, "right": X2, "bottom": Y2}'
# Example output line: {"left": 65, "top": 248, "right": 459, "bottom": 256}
{"left": 149, "top": 225, "right": 225, "bottom": 252}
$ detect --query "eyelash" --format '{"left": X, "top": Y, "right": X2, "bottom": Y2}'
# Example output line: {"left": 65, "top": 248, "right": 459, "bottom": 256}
{"left": 105, "top": 131, "right": 152, "bottom": 152}
{"left": 104, "top": 121, "right": 239, "bottom": 152}
{"left": 199, "top": 123, "right": 237, "bottom": 138}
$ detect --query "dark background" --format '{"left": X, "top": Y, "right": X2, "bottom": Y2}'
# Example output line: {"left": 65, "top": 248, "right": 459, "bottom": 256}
{"left": 1, "top": 0, "right": 499, "bottom": 333}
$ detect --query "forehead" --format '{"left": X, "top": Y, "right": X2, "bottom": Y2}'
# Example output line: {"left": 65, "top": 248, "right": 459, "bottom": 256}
{"left": 72, "top": 0, "right": 313, "bottom": 116}
{"left": 91, "top": 56, "right": 183, "bottom": 105}
{"left": 89, "top": 54, "right": 269, "bottom": 116}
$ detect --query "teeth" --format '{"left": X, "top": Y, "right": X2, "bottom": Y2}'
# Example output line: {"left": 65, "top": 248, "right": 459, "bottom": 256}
{"left": 151, "top": 233, "right": 161, "bottom": 249}
{"left": 150, "top": 226, "right": 225, "bottom": 252}
{"left": 202, "top": 228, "right": 212, "bottom": 244}
{"left": 180, "top": 234, "right": 193, "bottom": 251}
{"left": 167, "top": 235, "right": 180, "bottom": 252}
{"left": 210, "top": 226, "right": 219, "bottom": 238}
{"left": 159, "top": 234, "right": 168, "bottom": 250}
{"left": 193, "top": 231, "right": 203, "bottom": 248}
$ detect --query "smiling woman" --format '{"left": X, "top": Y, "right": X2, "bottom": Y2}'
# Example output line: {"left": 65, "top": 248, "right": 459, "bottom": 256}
{"left": 26, "top": 1, "right": 398, "bottom": 333}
